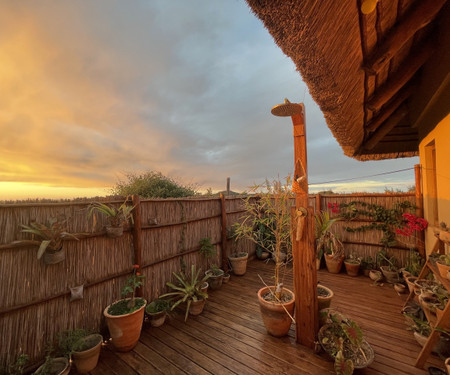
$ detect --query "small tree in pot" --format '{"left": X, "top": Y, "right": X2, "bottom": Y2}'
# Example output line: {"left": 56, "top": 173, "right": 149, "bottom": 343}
{"left": 234, "top": 177, "right": 295, "bottom": 337}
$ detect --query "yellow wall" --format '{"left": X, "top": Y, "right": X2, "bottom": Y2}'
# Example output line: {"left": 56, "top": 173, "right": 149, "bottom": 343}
{"left": 419, "top": 113, "right": 450, "bottom": 253}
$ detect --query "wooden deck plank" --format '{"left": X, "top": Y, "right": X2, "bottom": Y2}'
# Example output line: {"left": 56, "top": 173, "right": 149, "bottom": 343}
{"left": 91, "top": 260, "right": 446, "bottom": 374}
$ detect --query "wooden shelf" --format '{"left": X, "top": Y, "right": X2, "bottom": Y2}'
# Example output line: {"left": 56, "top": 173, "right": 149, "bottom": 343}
{"left": 405, "top": 237, "right": 450, "bottom": 369}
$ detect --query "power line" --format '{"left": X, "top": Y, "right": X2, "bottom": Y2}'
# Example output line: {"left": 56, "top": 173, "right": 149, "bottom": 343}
{"left": 309, "top": 167, "right": 414, "bottom": 186}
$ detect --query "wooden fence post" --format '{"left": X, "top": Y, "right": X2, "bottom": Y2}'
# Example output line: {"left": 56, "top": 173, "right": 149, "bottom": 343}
{"left": 220, "top": 193, "right": 229, "bottom": 272}
{"left": 415, "top": 164, "right": 425, "bottom": 257}
{"left": 132, "top": 194, "right": 143, "bottom": 297}
{"left": 315, "top": 193, "right": 321, "bottom": 214}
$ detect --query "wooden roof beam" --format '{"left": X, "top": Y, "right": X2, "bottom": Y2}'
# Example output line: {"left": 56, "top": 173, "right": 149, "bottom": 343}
{"left": 365, "top": 85, "right": 413, "bottom": 133}
{"left": 363, "top": 105, "right": 408, "bottom": 150}
{"left": 364, "top": 0, "right": 446, "bottom": 74}
{"left": 366, "top": 43, "right": 433, "bottom": 112}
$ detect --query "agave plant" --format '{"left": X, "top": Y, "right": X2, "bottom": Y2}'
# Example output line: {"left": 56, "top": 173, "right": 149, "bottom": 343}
{"left": 160, "top": 265, "right": 209, "bottom": 321}
{"left": 315, "top": 211, "right": 344, "bottom": 259}
{"left": 21, "top": 217, "right": 78, "bottom": 259}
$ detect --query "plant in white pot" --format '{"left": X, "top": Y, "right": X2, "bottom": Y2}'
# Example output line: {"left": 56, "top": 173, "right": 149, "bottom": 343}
{"left": 145, "top": 298, "right": 171, "bottom": 327}
{"left": 20, "top": 216, "right": 78, "bottom": 265}
{"left": 234, "top": 177, "right": 295, "bottom": 337}
{"left": 88, "top": 198, "right": 134, "bottom": 238}
{"left": 103, "top": 265, "right": 146, "bottom": 352}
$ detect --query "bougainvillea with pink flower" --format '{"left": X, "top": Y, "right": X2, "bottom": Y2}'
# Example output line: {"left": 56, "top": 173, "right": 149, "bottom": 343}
{"left": 327, "top": 202, "right": 340, "bottom": 214}
{"left": 395, "top": 213, "right": 428, "bottom": 237}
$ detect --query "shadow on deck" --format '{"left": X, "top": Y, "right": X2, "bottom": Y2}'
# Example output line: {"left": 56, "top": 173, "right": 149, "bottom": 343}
{"left": 90, "top": 260, "right": 445, "bottom": 375}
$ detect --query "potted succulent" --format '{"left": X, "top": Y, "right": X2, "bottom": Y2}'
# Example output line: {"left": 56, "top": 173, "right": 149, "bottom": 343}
{"left": 438, "top": 222, "right": 450, "bottom": 244}
{"left": 377, "top": 249, "right": 400, "bottom": 284}
{"left": 205, "top": 264, "right": 224, "bottom": 290}
{"left": 315, "top": 211, "right": 344, "bottom": 274}
{"left": 20, "top": 216, "right": 78, "bottom": 265}
{"left": 344, "top": 253, "right": 361, "bottom": 277}
{"left": 103, "top": 265, "right": 146, "bottom": 352}
{"left": 88, "top": 198, "right": 134, "bottom": 238}
{"left": 160, "top": 265, "right": 209, "bottom": 321}
{"left": 57, "top": 329, "right": 102, "bottom": 374}
{"left": 318, "top": 312, "right": 374, "bottom": 374}
{"left": 145, "top": 298, "right": 171, "bottom": 327}
{"left": 234, "top": 177, "right": 295, "bottom": 337}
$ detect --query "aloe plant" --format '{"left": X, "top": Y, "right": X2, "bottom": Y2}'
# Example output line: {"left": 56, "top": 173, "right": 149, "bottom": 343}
{"left": 160, "top": 265, "right": 210, "bottom": 321}
{"left": 21, "top": 217, "right": 78, "bottom": 259}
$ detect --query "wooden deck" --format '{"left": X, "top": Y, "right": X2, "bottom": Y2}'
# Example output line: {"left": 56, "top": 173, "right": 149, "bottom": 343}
{"left": 89, "top": 260, "right": 445, "bottom": 375}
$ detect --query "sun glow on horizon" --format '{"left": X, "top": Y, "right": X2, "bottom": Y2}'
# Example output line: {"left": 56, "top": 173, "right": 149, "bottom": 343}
{"left": 0, "top": 182, "right": 108, "bottom": 200}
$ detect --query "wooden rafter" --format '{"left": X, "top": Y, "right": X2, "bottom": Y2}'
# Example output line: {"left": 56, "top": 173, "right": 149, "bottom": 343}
{"left": 366, "top": 43, "right": 433, "bottom": 112}
{"left": 364, "top": 105, "right": 408, "bottom": 150}
{"left": 363, "top": 0, "right": 447, "bottom": 74}
{"left": 365, "top": 85, "right": 413, "bottom": 133}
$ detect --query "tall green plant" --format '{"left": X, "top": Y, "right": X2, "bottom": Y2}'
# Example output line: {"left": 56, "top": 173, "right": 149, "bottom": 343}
{"left": 315, "top": 211, "right": 344, "bottom": 259}
{"left": 233, "top": 176, "right": 294, "bottom": 299}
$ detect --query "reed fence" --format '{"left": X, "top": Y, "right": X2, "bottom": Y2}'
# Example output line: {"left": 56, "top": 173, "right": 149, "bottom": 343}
{"left": 0, "top": 192, "right": 418, "bottom": 369}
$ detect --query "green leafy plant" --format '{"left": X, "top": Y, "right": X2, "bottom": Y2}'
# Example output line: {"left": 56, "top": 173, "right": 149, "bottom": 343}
{"left": 345, "top": 253, "right": 361, "bottom": 265}
{"left": 376, "top": 249, "right": 399, "bottom": 271}
{"left": 438, "top": 254, "right": 450, "bottom": 266}
{"left": 145, "top": 298, "right": 172, "bottom": 314}
{"left": 339, "top": 201, "right": 415, "bottom": 248}
{"left": 112, "top": 171, "right": 197, "bottom": 198}
{"left": 88, "top": 198, "right": 134, "bottom": 227}
{"left": 107, "top": 265, "right": 146, "bottom": 315}
{"left": 160, "top": 265, "right": 209, "bottom": 321}
{"left": 20, "top": 216, "right": 78, "bottom": 259}
{"left": 315, "top": 211, "right": 344, "bottom": 259}
{"left": 360, "top": 256, "right": 375, "bottom": 271}
{"left": 1, "top": 354, "right": 29, "bottom": 375}
{"left": 233, "top": 176, "right": 294, "bottom": 299}
{"left": 208, "top": 263, "right": 223, "bottom": 276}
{"left": 56, "top": 329, "right": 91, "bottom": 359}
{"left": 198, "top": 237, "right": 216, "bottom": 261}
{"left": 404, "top": 250, "right": 425, "bottom": 276}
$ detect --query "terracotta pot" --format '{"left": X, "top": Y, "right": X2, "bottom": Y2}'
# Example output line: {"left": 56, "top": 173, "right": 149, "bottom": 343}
{"left": 394, "top": 283, "right": 407, "bottom": 294}
{"left": 436, "top": 261, "right": 450, "bottom": 279}
{"left": 33, "top": 357, "right": 70, "bottom": 375}
{"left": 205, "top": 270, "right": 224, "bottom": 290}
{"left": 147, "top": 310, "right": 166, "bottom": 328}
{"left": 344, "top": 261, "right": 360, "bottom": 277}
{"left": 405, "top": 276, "right": 418, "bottom": 293}
{"left": 189, "top": 299, "right": 206, "bottom": 316}
{"left": 200, "top": 282, "right": 208, "bottom": 293}
{"left": 317, "top": 285, "right": 333, "bottom": 311}
{"left": 369, "top": 270, "right": 382, "bottom": 281}
{"left": 260, "top": 252, "right": 270, "bottom": 260}
{"left": 324, "top": 254, "right": 344, "bottom": 274}
{"left": 72, "top": 334, "right": 103, "bottom": 374}
{"left": 103, "top": 298, "right": 146, "bottom": 352}
{"left": 380, "top": 266, "right": 400, "bottom": 284}
{"left": 106, "top": 226, "right": 123, "bottom": 238}
{"left": 257, "top": 286, "right": 295, "bottom": 337}
{"left": 228, "top": 253, "right": 248, "bottom": 276}
{"left": 43, "top": 247, "right": 65, "bottom": 265}
{"left": 222, "top": 273, "right": 230, "bottom": 283}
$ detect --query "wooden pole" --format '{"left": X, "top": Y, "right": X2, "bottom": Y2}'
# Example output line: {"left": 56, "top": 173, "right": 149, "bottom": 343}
{"left": 226, "top": 177, "right": 231, "bottom": 196}
{"left": 132, "top": 194, "right": 143, "bottom": 297}
{"left": 291, "top": 106, "right": 318, "bottom": 348}
{"left": 220, "top": 193, "right": 229, "bottom": 272}
{"left": 315, "top": 193, "right": 321, "bottom": 214}
{"left": 415, "top": 164, "right": 425, "bottom": 257}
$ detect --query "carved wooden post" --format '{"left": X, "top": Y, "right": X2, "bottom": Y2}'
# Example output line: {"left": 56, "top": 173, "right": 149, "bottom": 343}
{"left": 271, "top": 100, "right": 317, "bottom": 348}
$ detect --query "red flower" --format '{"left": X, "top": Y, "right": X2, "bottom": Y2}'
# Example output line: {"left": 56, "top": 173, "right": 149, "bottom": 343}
{"left": 132, "top": 264, "right": 139, "bottom": 269}
{"left": 136, "top": 272, "right": 141, "bottom": 276}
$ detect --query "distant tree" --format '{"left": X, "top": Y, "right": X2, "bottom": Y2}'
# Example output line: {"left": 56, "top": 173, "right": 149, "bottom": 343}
{"left": 112, "top": 171, "right": 198, "bottom": 198}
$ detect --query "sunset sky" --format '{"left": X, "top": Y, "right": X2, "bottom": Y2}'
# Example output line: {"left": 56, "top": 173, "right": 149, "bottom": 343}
{"left": 0, "top": 1, "right": 418, "bottom": 200}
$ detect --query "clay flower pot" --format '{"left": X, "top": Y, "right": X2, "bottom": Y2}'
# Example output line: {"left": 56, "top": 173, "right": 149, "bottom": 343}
{"left": 324, "top": 254, "right": 344, "bottom": 274}
{"left": 33, "top": 357, "right": 70, "bottom": 375}
{"left": 205, "top": 269, "right": 224, "bottom": 290}
{"left": 228, "top": 252, "right": 248, "bottom": 276}
{"left": 103, "top": 298, "right": 146, "bottom": 352}
{"left": 257, "top": 286, "right": 295, "bottom": 337}
{"left": 146, "top": 310, "right": 166, "bottom": 328}
{"left": 405, "top": 276, "right": 418, "bottom": 293}
{"left": 72, "top": 334, "right": 103, "bottom": 374}
{"left": 369, "top": 270, "right": 382, "bottom": 281}
{"left": 380, "top": 266, "right": 400, "bottom": 284}
{"left": 189, "top": 298, "right": 206, "bottom": 316}
{"left": 344, "top": 260, "right": 360, "bottom": 277}
{"left": 222, "top": 273, "right": 231, "bottom": 283}
{"left": 394, "top": 283, "right": 407, "bottom": 294}
{"left": 317, "top": 285, "right": 334, "bottom": 311}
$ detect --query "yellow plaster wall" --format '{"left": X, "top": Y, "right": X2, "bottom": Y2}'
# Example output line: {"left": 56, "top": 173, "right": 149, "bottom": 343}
{"left": 419, "top": 113, "right": 450, "bottom": 253}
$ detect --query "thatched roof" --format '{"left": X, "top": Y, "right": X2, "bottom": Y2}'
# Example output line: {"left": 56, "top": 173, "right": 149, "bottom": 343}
{"left": 246, "top": 0, "right": 450, "bottom": 161}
